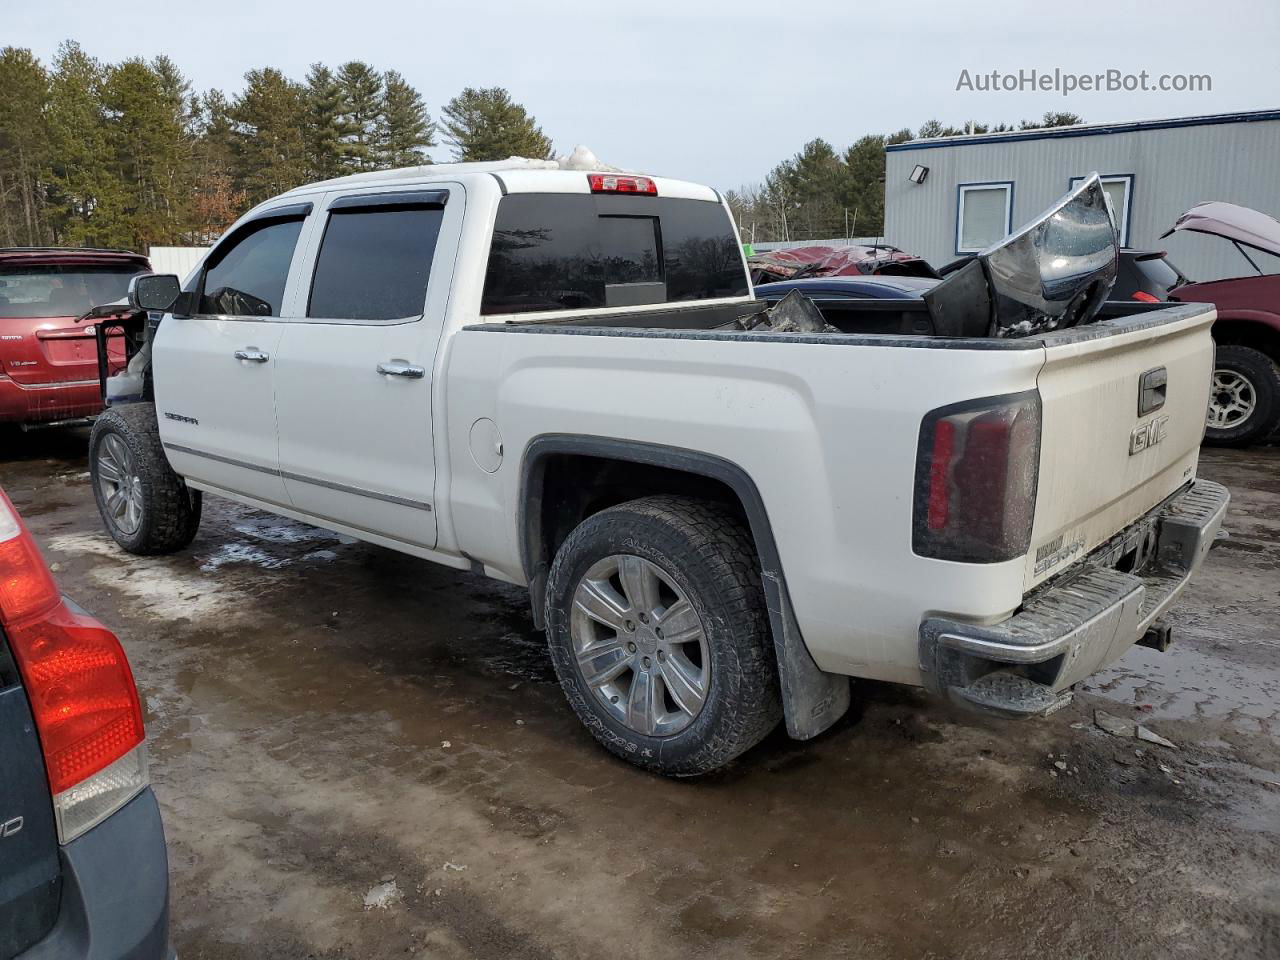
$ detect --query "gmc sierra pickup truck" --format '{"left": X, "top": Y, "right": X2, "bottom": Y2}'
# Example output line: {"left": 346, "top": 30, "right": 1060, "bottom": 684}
{"left": 87, "top": 162, "right": 1228, "bottom": 775}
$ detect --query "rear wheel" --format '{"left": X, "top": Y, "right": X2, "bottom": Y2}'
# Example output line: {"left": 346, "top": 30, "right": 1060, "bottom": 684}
{"left": 545, "top": 496, "right": 782, "bottom": 776}
{"left": 1204, "top": 344, "right": 1280, "bottom": 447}
{"left": 89, "top": 404, "right": 202, "bottom": 554}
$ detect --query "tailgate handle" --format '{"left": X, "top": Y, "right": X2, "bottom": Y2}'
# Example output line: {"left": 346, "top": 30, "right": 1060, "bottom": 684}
{"left": 1139, "top": 367, "right": 1167, "bottom": 416}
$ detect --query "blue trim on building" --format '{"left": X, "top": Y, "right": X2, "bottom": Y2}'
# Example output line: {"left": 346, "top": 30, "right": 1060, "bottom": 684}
{"left": 955, "top": 181, "right": 1014, "bottom": 256}
{"left": 1070, "top": 173, "right": 1135, "bottom": 246}
{"left": 887, "top": 108, "right": 1280, "bottom": 152}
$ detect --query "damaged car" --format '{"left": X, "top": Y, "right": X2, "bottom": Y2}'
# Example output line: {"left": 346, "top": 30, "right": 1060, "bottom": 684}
{"left": 83, "top": 166, "right": 1226, "bottom": 776}
{"left": 1162, "top": 201, "right": 1280, "bottom": 445}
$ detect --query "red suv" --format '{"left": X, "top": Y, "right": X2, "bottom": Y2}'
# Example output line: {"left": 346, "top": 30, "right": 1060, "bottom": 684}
{"left": 0, "top": 248, "right": 149, "bottom": 427}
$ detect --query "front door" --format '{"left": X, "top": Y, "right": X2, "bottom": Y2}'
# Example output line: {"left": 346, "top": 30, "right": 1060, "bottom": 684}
{"left": 155, "top": 205, "right": 314, "bottom": 506}
{"left": 274, "top": 185, "right": 461, "bottom": 547}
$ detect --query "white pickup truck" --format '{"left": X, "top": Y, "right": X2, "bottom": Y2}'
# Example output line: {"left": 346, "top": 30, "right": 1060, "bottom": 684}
{"left": 88, "top": 161, "right": 1228, "bottom": 775}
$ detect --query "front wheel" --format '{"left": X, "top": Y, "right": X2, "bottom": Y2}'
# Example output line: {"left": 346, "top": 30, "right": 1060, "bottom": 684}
{"left": 89, "top": 404, "right": 202, "bottom": 554}
{"left": 1204, "top": 344, "right": 1280, "bottom": 447}
{"left": 544, "top": 496, "right": 782, "bottom": 776}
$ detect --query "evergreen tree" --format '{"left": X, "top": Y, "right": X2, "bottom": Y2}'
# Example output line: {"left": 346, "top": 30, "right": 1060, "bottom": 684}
{"left": 377, "top": 70, "right": 433, "bottom": 168}
{"left": 0, "top": 47, "right": 51, "bottom": 246}
{"left": 336, "top": 61, "right": 383, "bottom": 170}
{"left": 304, "top": 63, "right": 344, "bottom": 180}
{"left": 230, "top": 68, "right": 308, "bottom": 205}
{"left": 189, "top": 90, "right": 243, "bottom": 243}
{"left": 45, "top": 41, "right": 112, "bottom": 245}
{"left": 98, "top": 58, "right": 192, "bottom": 249}
{"left": 440, "top": 87, "right": 552, "bottom": 162}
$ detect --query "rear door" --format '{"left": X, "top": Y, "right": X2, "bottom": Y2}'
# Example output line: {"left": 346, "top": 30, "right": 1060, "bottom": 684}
{"left": 0, "top": 628, "right": 61, "bottom": 957}
{"left": 273, "top": 185, "right": 461, "bottom": 547}
{"left": 155, "top": 202, "right": 315, "bottom": 506}
{"left": 1026, "top": 306, "right": 1216, "bottom": 588}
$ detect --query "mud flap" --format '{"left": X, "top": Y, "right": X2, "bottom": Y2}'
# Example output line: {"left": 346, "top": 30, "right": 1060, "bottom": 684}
{"left": 762, "top": 570, "right": 850, "bottom": 740}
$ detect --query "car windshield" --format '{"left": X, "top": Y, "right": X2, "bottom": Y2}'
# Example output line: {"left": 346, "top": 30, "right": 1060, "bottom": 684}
{"left": 0, "top": 264, "right": 145, "bottom": 319}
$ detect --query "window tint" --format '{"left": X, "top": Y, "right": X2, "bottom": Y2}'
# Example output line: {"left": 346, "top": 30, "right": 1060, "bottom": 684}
{"left": 199, "top": 218, "right": 304, "bottom": 317}
{"left": 308, "top": 206, "right": 444, "bottom": 321}
{"left": 482, "top": 195, "right": 747, "bottom": 315}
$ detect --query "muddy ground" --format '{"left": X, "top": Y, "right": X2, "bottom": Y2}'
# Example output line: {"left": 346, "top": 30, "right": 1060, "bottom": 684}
{"left": 1, "top": 427, "right": 1277, "bottom": 960}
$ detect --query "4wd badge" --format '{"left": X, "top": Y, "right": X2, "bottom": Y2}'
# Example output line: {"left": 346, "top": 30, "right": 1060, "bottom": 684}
{"left": 1130, "top": 416, "right": 1170, "bottom": 455}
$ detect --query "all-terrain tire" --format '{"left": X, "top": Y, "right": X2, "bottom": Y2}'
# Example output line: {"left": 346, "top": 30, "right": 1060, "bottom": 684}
{"left": 89, "top": 403, "right": 202, "bottom": 554}
{"left": 1204, "top": 344, "right": 1280, "bottom": 447}
{"left": 545, "top": 495, "right": 782, "bottom": 776}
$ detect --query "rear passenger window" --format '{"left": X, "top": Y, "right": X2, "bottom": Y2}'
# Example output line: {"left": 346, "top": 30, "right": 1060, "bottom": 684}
{"left": 308, "top": 205, "right": 444, "bottom": 321}
{"left": 199, "top": 218, "right": 304, "bottom": 317}
{"left": 482, "top": 195, "right": 747, "bottom": 314}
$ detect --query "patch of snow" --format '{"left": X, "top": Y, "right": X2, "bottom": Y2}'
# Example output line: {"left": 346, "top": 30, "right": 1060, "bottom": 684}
{"left": 362, "top": 879, "right": 402, "bottom": 910}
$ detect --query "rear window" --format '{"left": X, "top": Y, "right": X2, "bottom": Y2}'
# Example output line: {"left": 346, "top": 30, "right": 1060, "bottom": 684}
{"left": 1115, "top": 254, "right": 1183, "bottom": 300}
{"left": 0, "top": 265, "right": 146, "bottom": 318}
{"left": 482, "top": 194, "right": 748, "bottom": 315}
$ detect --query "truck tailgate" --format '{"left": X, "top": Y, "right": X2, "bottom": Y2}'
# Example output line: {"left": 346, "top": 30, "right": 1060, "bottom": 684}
{"left": 1026, "top": 304, "right": 1216, "bottom": 589}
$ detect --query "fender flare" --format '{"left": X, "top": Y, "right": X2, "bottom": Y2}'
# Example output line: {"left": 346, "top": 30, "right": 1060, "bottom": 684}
{"left": 519, "top": 434, "right": 849, "bottom": 740}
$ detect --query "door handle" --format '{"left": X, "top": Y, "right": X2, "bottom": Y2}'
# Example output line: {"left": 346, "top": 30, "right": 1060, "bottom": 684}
{"left": 234, "top": 348, "right": 270, "bottom": 363}
{"left": 377, "top": 360, "right": 426, "bottom": 379}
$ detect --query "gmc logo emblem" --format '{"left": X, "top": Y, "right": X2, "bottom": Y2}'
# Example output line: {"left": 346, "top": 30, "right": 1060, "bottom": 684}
{"left": 1, "top": 816, "right": 23, "bottom": 838}
{"left": 1130, "top": 416, "right": 1170, "bottom": 455}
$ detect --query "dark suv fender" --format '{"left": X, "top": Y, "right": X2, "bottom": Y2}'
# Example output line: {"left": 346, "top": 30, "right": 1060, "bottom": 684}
{"left": 519, "top": 435, "right": 850, "bottom": 741}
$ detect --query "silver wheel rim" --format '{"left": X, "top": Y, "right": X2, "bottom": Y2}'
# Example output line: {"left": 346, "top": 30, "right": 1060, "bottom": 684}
{"left": 1207, "top": 369, "right": 1257, "bottom": 429}
{"left": 569, "top": 554, "right": 710, "bottom": 737}
{"left": 96, "top": 434, "right": 144, "bottom": 535}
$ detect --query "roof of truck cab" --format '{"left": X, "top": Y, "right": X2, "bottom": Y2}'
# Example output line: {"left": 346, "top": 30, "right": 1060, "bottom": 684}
{"left": 275, "top": 159, "right": 721, "bottom": 203}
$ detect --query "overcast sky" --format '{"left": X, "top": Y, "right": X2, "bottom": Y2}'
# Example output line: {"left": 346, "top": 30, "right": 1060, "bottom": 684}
{"left": 10, "top": 0, "right": 1280, "bottom": 189}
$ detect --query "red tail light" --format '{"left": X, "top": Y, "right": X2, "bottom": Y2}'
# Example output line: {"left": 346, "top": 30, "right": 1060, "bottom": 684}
{"left": 0, "top": 489, "right": 145, "bottom": 803}
{"left": 913, "top": 393, "right": 1042, "bottom": 563}
{"left": 1132, "top": 291, "right": 1160, "bottom": 303}
{"left": 588, "top": 173, "right": 657, "bottom": 195}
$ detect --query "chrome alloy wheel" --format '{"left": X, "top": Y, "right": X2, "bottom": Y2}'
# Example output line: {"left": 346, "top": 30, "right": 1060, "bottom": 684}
{"left": 1207, "top": 368, "right": 1257, "bottom": 430}
{"left": 96, "top": 433, "right": 144, "bottom": 535}
{"left": 569, "top": 554, "right": 710, "bottom": 737}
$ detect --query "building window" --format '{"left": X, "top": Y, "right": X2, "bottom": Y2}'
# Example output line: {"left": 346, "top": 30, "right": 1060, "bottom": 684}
{"left": 1071, "top": 174, "right": 1134, "bottom": 247}
{"left": 956, "top": 182, "right": 1014, "bottom": 254}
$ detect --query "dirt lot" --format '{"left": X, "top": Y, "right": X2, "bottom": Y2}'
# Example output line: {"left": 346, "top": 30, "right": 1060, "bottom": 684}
{"left": 2, "top": 426, "right": 1278, "bottom": 960}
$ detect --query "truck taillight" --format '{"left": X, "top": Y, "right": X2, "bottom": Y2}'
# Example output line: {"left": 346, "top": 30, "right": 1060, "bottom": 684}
{"left": 0, "top": 488, "right": 147, "bottom": 842}
{"left": 1132, "top": 291, "right": 1160, "bottom": 303}
{"left": 912, "top": 393, "right": 1041, "bottom": 563}
{"left": 588, "top": 173, "right": 657, "bottom": 195}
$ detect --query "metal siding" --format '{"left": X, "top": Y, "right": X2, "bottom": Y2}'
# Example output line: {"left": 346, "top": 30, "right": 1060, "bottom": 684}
{"left": 886, "top": 118, "right": 1280, "bottom": 281}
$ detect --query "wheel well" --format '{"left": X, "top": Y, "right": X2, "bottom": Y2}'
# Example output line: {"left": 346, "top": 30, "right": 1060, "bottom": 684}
{"left": 520, "top": 439, "right": 771, "bottom": 628}
{"left": 1213, "top": 321, "right": 1280, "bottom": 362}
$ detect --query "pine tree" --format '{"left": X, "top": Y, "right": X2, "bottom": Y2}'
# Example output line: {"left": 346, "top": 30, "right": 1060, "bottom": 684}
{"left": 336, "top": 61, "right": 382, "bottom": 170}
{"left": 376, "top": 70, "right": 433, "bottom": 168}
{"left": 230, "top": 68, "right": 308, "bottom": 205}
{"left": 45, "top": 41, "right": 113, "bottom": 246}
{"left": 440, "top": 87, "right": 552, "bottom": 162}
{"left": 304, "top": 63, "right": 344, "bottom": 180}
{"left": 98, "top": 58, "right": 192, "bottom": 249}
{"left": 0, "top": 47, "right": 51, "bottom": 246}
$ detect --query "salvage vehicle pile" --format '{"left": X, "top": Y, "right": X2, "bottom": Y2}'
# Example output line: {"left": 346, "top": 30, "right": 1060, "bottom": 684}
{"left": 40, "top": 160, "right": 1224, "bottom": 778}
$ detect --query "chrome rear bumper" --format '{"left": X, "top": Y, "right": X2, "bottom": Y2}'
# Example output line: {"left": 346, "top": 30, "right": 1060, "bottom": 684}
{"left": 919, "top": 478, "right": 1230, "bottom": 717}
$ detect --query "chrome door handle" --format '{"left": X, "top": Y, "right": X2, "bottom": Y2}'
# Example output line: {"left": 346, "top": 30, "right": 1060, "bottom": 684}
{"left": 234, "top": 348, "right": 270, "bottom": 363}
{"left": 377, "top": 360, "right": 426, "bottom": 379}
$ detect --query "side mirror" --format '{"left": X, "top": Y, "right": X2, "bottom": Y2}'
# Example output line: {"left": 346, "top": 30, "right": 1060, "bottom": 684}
{"left": 128, "top": 273, "right": 182, "bottom": 313}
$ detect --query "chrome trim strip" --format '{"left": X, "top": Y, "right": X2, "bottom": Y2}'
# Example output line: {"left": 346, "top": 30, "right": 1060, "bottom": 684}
{"left": 162, "top": 442, "right": 432, "bottom": 512}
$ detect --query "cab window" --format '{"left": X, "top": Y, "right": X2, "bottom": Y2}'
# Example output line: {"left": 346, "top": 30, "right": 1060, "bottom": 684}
{"left": 198, "top": 217, "right": 305, "bottom": 317}
{"left": 307, "top": 204, "right": 445, "bottom": 321}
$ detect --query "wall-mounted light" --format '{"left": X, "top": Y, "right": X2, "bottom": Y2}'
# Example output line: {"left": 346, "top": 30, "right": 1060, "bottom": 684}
{"left": 908, "top": 164, "right": 929, "bottom": 184}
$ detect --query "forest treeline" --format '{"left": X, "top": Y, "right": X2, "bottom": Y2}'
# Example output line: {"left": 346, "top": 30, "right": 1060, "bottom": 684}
{"left": 0, "top": 40, "right": 1082, "bottom": 251}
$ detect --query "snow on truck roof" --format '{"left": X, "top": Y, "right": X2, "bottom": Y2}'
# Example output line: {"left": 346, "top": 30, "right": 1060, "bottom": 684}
{"left": 276, "top": 147, "right": 720, "bottom": 203}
